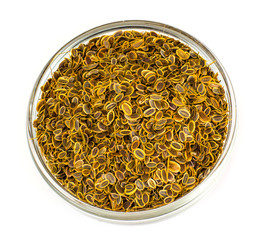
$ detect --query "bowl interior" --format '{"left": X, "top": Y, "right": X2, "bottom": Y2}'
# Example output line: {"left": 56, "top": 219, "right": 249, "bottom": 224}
{"left": 27, "top": 20, "right": 236, "bottom": 221}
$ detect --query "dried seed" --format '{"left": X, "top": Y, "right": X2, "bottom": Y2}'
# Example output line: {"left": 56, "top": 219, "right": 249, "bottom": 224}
{"left": 150, "top": 94, "right": 162, "bottom": 101}
{"left": 188, "top": 120, "right": 195, "bottom": 133}
{"left": 121, "top": 102, "right": 132, "bottom": 115}
{"left": 59, "top": 106, "right": 66, "bottom": 115}
{"left": 197, "top": 83, "right": 205, "bottom": 94}
{"left": 168, "top": 161, "right": 181, "bottom": 173}
{"left": 135, "top": 179, "right": 144, "bottom": 190}
{"left": 176, "top": 84, "right": 185, "bottom": 93}
{"left": 82, "top": 104, "right": 90, "bottom": 114}
{"left": 171, "top": 183, "right": 182, "bottom": 192}
{"left": 176, "top": 48, "right": 190, "bottom": 60}
{"left": 131, "top": 39, "right": 144, "bottom": 48}
{"left": 200, "top": 76, "right": 211, "bottom": 83}
{"left": 178, "top": 108, "right": 191, "bottom": 118}
{"left": 105, "top": 172, "right": 116, "bottom": 185}
{"left": 114, "top": 93, "right": 124, "bottom": 102}
{"left": 164, "top": 196, "right": 174, "bottom": 204}
{"left": 142, "top": 192, "right": 149, "bottom": 205}
{"left": 91, "top": 147, "right": 99, "bottom": 157}
{"left": 133, "top": 148, "right": 145, "bottom": 160}
{"left": 115, "top": 170, "right": 125, "bottom": 181}
{"left": 212, "top": 115, "right": 224, "bottom": 122}
{"left": 161, "top": 169, "right": 168, "bottom": 183}
{"left": 144, "top": 108, "right": 156, "bottom": 117}
{"left": 148, "top": 178, "right": 156, "bottom": 189}
{"left": 107, "top": 110, "right": 115, "bottom": 124}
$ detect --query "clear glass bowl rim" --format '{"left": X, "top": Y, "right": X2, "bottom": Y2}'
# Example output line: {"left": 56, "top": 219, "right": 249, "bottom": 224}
{"left": 27, "top": 20, "right": 237, "bottom": 222}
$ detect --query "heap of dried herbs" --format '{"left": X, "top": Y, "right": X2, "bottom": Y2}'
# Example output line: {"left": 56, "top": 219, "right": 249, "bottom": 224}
{"left": 33, "top": 30, "right": 228, "bottom": 211}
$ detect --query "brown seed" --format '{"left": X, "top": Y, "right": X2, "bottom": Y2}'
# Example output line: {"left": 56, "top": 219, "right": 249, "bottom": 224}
{"left": 135, "top": 179, "right": 144, "bottom": 190}
{"left": 199, "top": 111, "right": 210, "bottom": 122}
{"left": 176, "top": 48, "right": 190, "bottom": 60}
{"left": 148, "top": 178, "right": 156, "bottom": 189}
{"left": 121, "top": 102, "right": 132, "bottom": 115}
{"left": 150, "top": 94, "right": 162, "bottom": 101}
{"left": 179, "top": 131, "right": 186, "bottom": 142}
{"left": 171, "top": 142, "right": 183, "bottom": 151}
{"left": 172, "top": 97, "right": 185, "bottom": 106}
{"left": 197, "top": 83, "right": 205, "bottom": 93}
{"left": 200, "top": 76, "right": 211, "bottom": 83}
{"left": 212, "top": 115, "right": 224, "bottom": 122}
{"left": 171, "top": 183, "right": 182, "bottom": 192}
{"left": 91, "top": 147, "right": 99, "bottom": 157}
{"left": 155, "top": 80, "right": 165, "bottom": 92}
{"left": 107, "top": 110, "right": 115, "bottom": 124}
{"left": 98, "top": 180, "right": 109, "bottom": 189}
{"left": 105, "top": 172, "right": 116, "bottom": 185}
{"left": 115, "top": 170, "right": 125, "bottom": 181}
{"left": 164, "top": 196, "right": 174, "bottom": 204}
{"left": 82, "top": 104, "right": 90, "bottom": 114}
{"left": 161, "top": 169, "right": 168, "bottom": 183}
{"left": 143, "top": 108, "right": 156, "bottom": 117}
{"left": 59, "top": 106, "right": 66, "bottom": 115}
{"left": 167, "top": 148, "right": 177, "bottom": 157}
{"left": 131, "top": 140, "right": 140, "bottom": 150}
{"left": 142, "top": 193, "right": 149, "bottom": 205}
{"left": 131, "top": 39, "right": 144, "bottom": 48}
{"left": 176, "top": 84, "right": 185, "bottom": 93}
{"left": 114, "top": 93, "right": 124, "bottom": 102}
{"left": 178, "top": 108, "right": 191, "bottom": 118}
{"left": 168, "top": 161, "right": 181, "bottom": 173}
{"left": 133, "top": 148, "right": 145, "bottom": 160}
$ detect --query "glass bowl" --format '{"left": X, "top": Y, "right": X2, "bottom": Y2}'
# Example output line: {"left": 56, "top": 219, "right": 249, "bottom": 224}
{"left": 27, "top": 20, "right": 237, "bottom": 221}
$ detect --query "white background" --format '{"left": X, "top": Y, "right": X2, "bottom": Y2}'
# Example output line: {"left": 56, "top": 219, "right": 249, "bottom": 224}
{"left": 1, "top": 0, "right": 263, "bottom": 239}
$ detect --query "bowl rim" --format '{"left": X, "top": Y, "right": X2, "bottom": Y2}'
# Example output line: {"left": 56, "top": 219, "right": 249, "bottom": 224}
{"left": 27, "top": 20, "right": 237, "bottom": 222}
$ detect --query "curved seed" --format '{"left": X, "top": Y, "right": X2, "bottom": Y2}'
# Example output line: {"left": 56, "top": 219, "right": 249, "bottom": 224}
{"left": 212, "top": 115, "right": 224, "bottom": 122}
{"left": 135, "top": 179, "right": 144, "bottom": 190}
{"left": 178, "top": 108, "right": 191, "bottom": 118}
{"left": 143, "top": 108, "right": 156, "bottom": 117}
{"left": 171, "top": 183, "right": 182, "bottom": 192}
{"left": 59, "top": 106, "right": 66, "bottom": 115}
{"left": 106, "top": 172, "right": 116, "bottom": 185}
{"left": 200, "top": 76, "right": 211, "bottom": 83}
{"left": 142, "top": 193, "right": 149, "bottom": 205}
{"left": 121, "top": 102, "right": 132, "bottom": 115}
{"left": 171, "top": 141, "right": 184, "bottom": 151}
{"left": 161, "top": 169, "right": 168, "bottom": 183}
{"left": 188, "top": 120, "right": 195, "bottom": 133}
{"left": 168, "top": 161, "right": 181, "bottom": 173}
{"left": 115, "top": 170, "right": 125, "bottom": 181}
{"left": 176, "top": 48, "right": 190, "bottom": 60}
{"left": 131, "top": 39, "right": 144, "bottom": 48}
{"left": 164, "top": 196, "right": 174, "bottom": 204}
{"left": 91, "top": 147, "right": 99, "bottom": 157}
{"left": 150, "top": 94, "right": 162, "bottom": 101}
{"left": 148, "top": 178, "right": 156, "bottom": 189}
{"left": 133, "top": 148, "right": 145, "bottom": 160}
